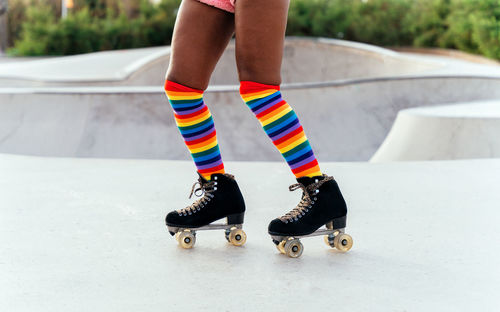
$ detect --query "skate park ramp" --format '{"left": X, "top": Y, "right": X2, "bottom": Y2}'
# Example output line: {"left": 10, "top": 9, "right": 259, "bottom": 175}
{"left": 0, "top": 46, "right": 170, "bottom": 86}
{"left": 371, "top": 101, "right": 500, "bottom": 161}
{"left": 0, "top": 38, "right": 440, "bottom": 87}
{"left": 1, "top": 37, "right": 500, "bottom": 161}
{"left": 1, "top": 153, "right": 499, "bottom": 311}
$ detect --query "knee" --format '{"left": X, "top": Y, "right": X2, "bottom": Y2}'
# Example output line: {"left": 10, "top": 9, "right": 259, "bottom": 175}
{"left": 237, "top": 68, "right": 282, "bottom": 86}
{"left": 236, "top": 58, "right": 282, "bottom": 86}
{"left": 165, "top": 69, "right": 209, "bottom": 91}
{"left": 238, "top": 80, "right": 281, "bottom": 106}
{"left": 164, "top": 76, "right": 206, "bottom": 101}
{"left": 238, "top": 71, "right": 281, "bottom": 86}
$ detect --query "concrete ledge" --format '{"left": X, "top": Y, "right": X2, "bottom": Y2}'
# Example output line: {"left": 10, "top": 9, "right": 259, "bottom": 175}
{"left": 3, "top": 74, "right": 500, "bottom": 94}
{"left": 0, "top": 46, "right": 169, "bottom": 82}
{"left": 371, "top": 101, "right": 500, "bottom": 162}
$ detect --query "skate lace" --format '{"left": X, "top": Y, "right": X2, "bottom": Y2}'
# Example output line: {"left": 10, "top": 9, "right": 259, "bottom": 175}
{"left": 177, "top": 174, "right": 234, "bottom": 215}
{"left": 279, "top": 174, "right": 334, "bottom": 222}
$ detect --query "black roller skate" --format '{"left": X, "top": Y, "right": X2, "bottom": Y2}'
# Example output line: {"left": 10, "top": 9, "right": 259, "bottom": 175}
{"left": 268, "top": 174, "right": 353, "bottom": 258}
{"left": 166, "top": 172, "right": 246, "bottom": 248}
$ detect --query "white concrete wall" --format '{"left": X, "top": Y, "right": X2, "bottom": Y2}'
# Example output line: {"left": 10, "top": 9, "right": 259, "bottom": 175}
{"left": 2, "top": 78, "right": 500, "bottom": 161}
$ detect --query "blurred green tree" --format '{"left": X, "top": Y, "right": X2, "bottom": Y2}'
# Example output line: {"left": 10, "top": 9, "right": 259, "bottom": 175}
{"left": 6, "top": 0, "right": 500, "bottom": 60}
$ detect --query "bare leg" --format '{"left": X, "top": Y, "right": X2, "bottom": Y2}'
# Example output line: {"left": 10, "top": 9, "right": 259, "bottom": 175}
{"left": 235, "top": 0, "right": 322, "bottom": 178}
{"left": 166, "top": 0, "right": 235, "bottom": 90}
{"left": 234, "top": 0, "right": 290, "bottom": 85}
{"left": 164, "top": 0, "right": 236, "bottom": 179}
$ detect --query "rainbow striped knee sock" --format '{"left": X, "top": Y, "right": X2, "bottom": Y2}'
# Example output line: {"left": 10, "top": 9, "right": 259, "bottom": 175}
{"left": 239, "top": 80, "right": 322, "bottom": 178}
{"left": 164, "top": 80, "right": 225, "bottom": 180}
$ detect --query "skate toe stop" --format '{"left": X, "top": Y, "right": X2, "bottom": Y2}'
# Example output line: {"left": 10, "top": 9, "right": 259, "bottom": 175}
{"left": 165, "top": 211, "right": 182, "bottom": 225}
{"left": 268, "top": 218, "right": 288, "bottom": 234}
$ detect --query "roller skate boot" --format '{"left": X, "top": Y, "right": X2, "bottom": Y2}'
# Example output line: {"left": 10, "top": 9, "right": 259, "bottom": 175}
{"left": 166, "top": 172, "right": 246, "bottom": 248}
{"left": 268, "top": 174, "right": 353, "bottom": 258}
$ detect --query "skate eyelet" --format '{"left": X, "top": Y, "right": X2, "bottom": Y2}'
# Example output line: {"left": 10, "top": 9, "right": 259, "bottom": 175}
{"left": 314, "top": 197, "right": 317, "bottom": 200}
{"left": 214, "top": 182, "right": 218, "bottom": 185}
{"left": 214, "top": 187, "right": 217, "bottom": 191}
{"left": 315, "top": 189, "right": 319, "bottom": 193}
{"left": 315, "top": 179, "right": 318, "bottom": 183}
{"left": 214, "top": 176, "right": 217, "bottom": 180}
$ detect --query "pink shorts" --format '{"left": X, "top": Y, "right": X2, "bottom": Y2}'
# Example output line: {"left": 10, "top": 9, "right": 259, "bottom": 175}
{"left": 197, "top": 0, "right": 236, "bottom": 13}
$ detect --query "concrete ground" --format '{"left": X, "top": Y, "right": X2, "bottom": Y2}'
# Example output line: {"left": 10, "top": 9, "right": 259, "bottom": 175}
{"left": 1, "top": 153, "right": 499, "bottom": 311}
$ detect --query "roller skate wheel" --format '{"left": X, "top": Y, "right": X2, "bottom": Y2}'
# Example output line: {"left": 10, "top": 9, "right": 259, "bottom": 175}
{"left": 228, "top": 228, "right": 247, "bottom": 246}
{"left": 276, "top": 240, "right": 286, "bottom": 254}
{"left": 284, "top": 238, "right": 303, "bottom": 258}
{"left": 177, "top": 230, "right": 196, "bottom": 249}
{"left": 333, "top": 233, "right": 353, "bottom": 252}
{"left": 323, "top": 234, "right": 335, "bottom": 248}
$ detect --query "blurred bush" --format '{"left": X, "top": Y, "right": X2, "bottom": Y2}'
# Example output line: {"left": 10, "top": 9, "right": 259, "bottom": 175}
{"left": 445, "top": 0, "right": 500, "bottom": 59}
{"left": 8, "top": 0, "right": 179, "bottom": 56}
{"left": 286, "top": 0, "right": 500, "bottom": 60}
{"left": 349, "top": 0, "right": 413, "bottom": 46}
{"left": 286, "top": 0, "right": 355, "bottom": 39}
{"left": 401, "top": 0, "right": 451, "bottom": 48}
{"left": 7, "top": 0, "right": 27, "bottom": 47}
{"left": 6, "top": 0, "right": 500, "bottom": 60}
